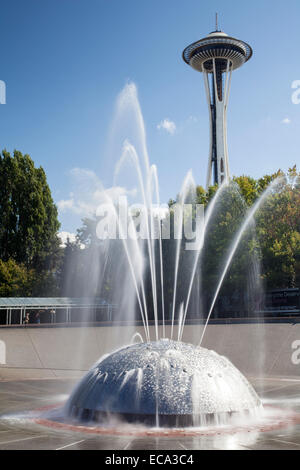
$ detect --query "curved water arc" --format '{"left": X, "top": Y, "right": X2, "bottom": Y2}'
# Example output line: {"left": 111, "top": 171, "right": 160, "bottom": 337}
{"left": 199, "top": 177, "right": 284, "bottom": 346}
{"left": 149, "top": 164, "right": 166, "bottom": 339}
{"left": 114, "top": 141, "right": 158, "bottom": 340}
{"left": 170, "top": 170, "right": 196, "bottom": 340}
{"left": 178, "top": 180, "right": 229, "bottom": 342}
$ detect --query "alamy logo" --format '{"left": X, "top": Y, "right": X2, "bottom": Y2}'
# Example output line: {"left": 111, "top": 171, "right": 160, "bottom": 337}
{"left": 96, "top": 199, "right": 205, "bottom": 251}
{"left": 291, "top": 340, "right": 300, "bottom": 365}
{"left": 0, "top": 81, "right": 6, "bottom": 104}
{"left": 0, "top": 340, "right": 6, "bottom": 364}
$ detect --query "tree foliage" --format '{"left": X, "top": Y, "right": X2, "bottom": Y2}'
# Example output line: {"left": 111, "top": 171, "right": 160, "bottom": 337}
{"left": 58, "top": 166, "right": 300, "bottom": 318}
{"left": 0, "top": 150, "right": 62, "bottom": 296}
{"left": 0, "top": 259, "right": 33, "bottom": 296}
{"left": 1, "top": 150, "right": 295, "bottom": 317}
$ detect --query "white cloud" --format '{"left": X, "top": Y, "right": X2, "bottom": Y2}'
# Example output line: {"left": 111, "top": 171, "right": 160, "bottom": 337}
{"left": 57, "top": 198, "right": 75, "bottom": 212}
{"left": 282, "top": 117, "right": 291, "bottom": 124}
{"left": 57, "top": 168, "right": 137, "bottom": 218}
{"left": 58, "top": 231, "right": 85, "bottom": 249}
{"left": 157, "top": 118, "right": 176, "bottom": 135}
{"left": 57, "top": 197, "right": 94, "bottom": 216}
{"left": 70, "top": 167, "right": 100, "bottom": 183}
{"left": 58, "top": 231, "right": 76, "bottom": 246}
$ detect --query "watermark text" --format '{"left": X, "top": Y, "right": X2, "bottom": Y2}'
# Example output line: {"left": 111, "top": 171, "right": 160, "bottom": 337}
{"left": 0, "top": 80, "right": 6, "bottom": 104}
{"left": 291, "top": 340, "right": 300, "bottom": 365}
{"left": 0, "top": 340, "right": 6, "bottom": 364}
{"left": 292, "top": 80, "right": 300, "bottom": 104}
{"left": 96, "top": 199, "right": 204, "bottom": 251}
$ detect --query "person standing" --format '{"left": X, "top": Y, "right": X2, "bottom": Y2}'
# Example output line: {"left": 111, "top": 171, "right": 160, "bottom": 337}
{"left": 50, "top": 309, "right": 56, "bottom": 324}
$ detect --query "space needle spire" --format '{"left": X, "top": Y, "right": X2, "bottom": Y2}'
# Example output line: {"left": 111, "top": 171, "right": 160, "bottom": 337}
{"left": 182, "top": 20, "right": 252, "bottom": 188}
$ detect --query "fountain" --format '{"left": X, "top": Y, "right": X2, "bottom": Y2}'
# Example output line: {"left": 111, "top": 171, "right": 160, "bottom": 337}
{"left": 59, "top": 82, "right": 278, "bottom": 430}
{"left": 65, "top": 340, "right": 261, "bottom": 428}
{"left": 1, "top": 83, "right": 299, "bottom": 451}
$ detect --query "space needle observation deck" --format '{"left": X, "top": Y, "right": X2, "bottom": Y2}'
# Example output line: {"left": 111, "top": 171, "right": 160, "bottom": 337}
{"left": 182, "top": 17, "right": 252, "bottom": 187}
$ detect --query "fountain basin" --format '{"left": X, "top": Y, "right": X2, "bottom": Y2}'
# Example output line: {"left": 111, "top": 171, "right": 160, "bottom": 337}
{"left": 65, "top": 339, "right": 262, "bottom": 427}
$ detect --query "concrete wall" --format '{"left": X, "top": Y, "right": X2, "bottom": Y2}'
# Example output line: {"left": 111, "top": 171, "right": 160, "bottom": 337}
{"left": 0, "top": 323, "right": 300, "bottom": 380}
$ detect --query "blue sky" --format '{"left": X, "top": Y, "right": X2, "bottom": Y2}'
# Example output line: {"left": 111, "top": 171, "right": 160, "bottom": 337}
{"left": 1, "top": 0, "right": 300, "bottom": 236}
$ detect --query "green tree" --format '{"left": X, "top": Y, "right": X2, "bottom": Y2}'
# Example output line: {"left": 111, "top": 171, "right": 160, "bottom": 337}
{"left": 0, "top": 150, "right": 61, "bottom": 269}
{"left": 61, "top": 166, "right": 300, "bottom": 320}
{"left": 255, "top": 170, "right": 300, "bottom": 288}
{"left": 0, "top": 259, "right": 33, "bottom": 296}
{"left": 0, "top": 150, "right": 62, "bottom": 296}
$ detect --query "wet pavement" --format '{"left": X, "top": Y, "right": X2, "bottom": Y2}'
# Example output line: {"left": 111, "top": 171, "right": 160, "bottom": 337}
{"left": 0, "top": 376, "right": 300, "bottom": 450}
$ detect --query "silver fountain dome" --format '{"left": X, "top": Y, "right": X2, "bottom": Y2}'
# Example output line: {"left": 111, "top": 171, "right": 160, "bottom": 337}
{"left": 66, "top": 340, "right": 261, "bottom": 427}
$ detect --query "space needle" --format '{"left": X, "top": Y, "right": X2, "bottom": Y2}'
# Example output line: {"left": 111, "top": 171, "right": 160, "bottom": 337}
{"left": 183, "top": 15, "right": 252, "bottom": 187}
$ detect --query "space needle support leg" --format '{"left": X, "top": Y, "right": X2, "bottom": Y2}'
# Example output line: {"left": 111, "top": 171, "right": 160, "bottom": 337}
{"left": 203, "top": 66, "right": 213, "bottom": 189}
{"left": 224, "top": 61, "right": 232, "bottom": 179}
{"left": 224, "top": 60, "right": 232, "bottom": 108}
